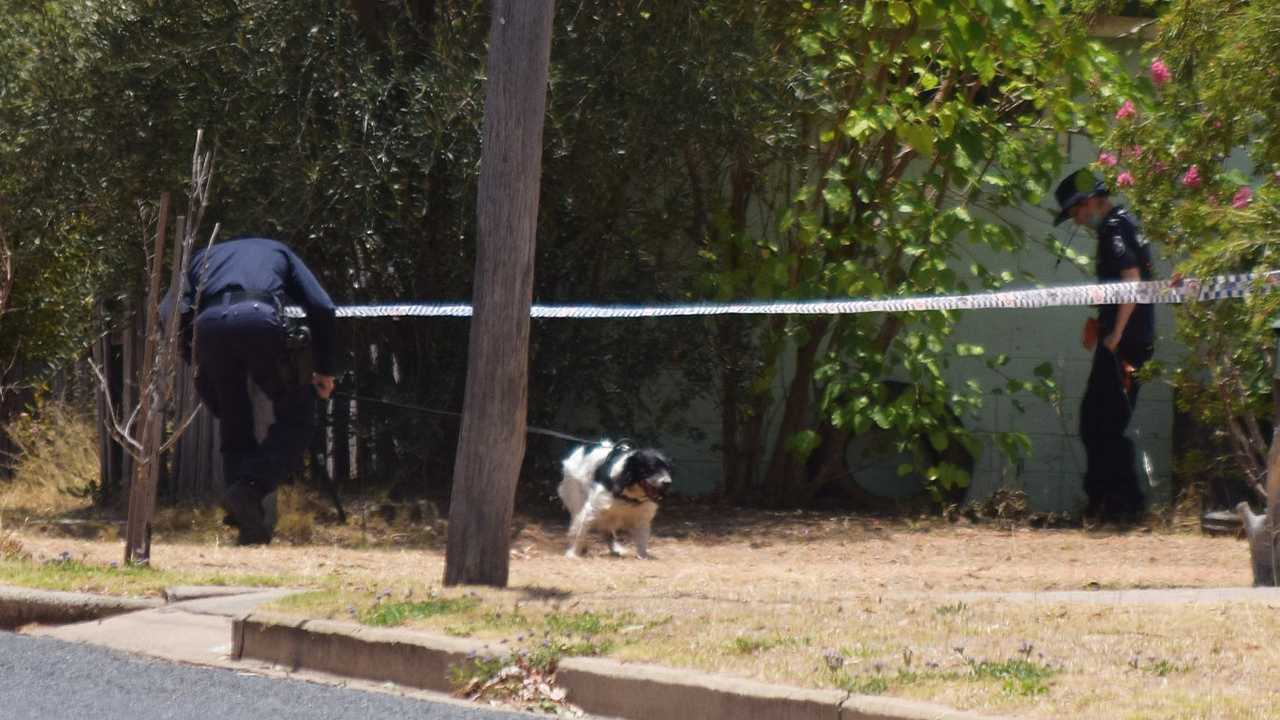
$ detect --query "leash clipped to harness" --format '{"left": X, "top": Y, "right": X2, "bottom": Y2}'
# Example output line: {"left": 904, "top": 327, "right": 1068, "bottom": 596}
{"left": 593, "top": 441, "right": 648, "bottom": 506}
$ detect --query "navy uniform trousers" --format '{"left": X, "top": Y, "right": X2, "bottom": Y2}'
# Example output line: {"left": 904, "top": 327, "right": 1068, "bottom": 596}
{"left": 192, "top": 297, "right": 315, "bottom": 501}
{"left": 1079, "top": 343, "right": 1149, "bottom": 522}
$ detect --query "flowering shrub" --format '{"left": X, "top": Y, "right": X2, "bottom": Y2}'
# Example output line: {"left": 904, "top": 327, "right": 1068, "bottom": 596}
{"left": 1099, "top": 2, "right": 1280, "bottom": 496}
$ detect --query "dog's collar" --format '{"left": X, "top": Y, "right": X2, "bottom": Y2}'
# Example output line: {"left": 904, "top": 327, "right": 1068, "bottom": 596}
{"left": 614, "top": 493, "right": 648, "bottom": 506}
{"left": 596, "top": 442, "right": 658, "bottom": 505}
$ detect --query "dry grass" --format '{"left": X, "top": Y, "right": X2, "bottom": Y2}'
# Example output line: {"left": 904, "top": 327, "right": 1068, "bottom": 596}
{"left": 2, "top": 504, "right": 1269, "bottom": 719}
{"left": 0, "top": 410, "right": 1265, "bottom": 718}
{"left": 0, "top": 403, "right": 97, "bottom": 520}
{"left": 0, "top": 528, "right": 25, "bottom": 560}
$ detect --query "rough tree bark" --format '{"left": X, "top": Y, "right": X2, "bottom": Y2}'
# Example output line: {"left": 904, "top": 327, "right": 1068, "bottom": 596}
{"left": 0, "top": 224, "right": 11, "bottom": 320}
{"left": 444, "top": 0, "right": 554, "bottom": 587}
{"left": 122, "top": 194, "right": 172, "bottom": 564}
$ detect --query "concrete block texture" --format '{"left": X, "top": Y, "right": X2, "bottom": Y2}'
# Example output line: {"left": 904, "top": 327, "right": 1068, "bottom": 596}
{"left": 0, "top": 585, "right": 160, "bottom": 629}
{"left": 842, "top": 694, "right": 1009, "bottom": 719}
{"left": 234, "top": 612, "right": 502, "bottom": 693}
{"left": 557, "top": 657, "right": 845, "bottom": 720}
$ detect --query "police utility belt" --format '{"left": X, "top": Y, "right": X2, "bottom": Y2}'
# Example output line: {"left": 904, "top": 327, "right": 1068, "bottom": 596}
{"left": 200, "top": 290, "right": 313, "bottom": 383}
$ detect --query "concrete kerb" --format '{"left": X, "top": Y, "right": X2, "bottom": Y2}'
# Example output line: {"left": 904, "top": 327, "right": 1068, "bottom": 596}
{"left": 0, "top": 585, "right": 161, "bottom": 629}
{"left": 0, "top": 583, "right": 1007, "bottom": 720}
{"left": 556, "top": 657, "right": 1012, "bottom": 720}
{"left": 233, "top": 611, "right": 508, "bottom": 694}
{"left": 556, "top": 657, "right": 845, "bottom": 720}
{"left": 234, "top": 613, "right": 1010, "bottom": 720}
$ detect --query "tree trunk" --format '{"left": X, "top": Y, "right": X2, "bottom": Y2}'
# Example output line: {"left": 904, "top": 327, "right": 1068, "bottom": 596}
{"left": 1267, "top": 368, "right": 1280, "bottom": 584}
{"left": 444, "top": 0, "right": 554, "bottom": 588}
{"left": 763, "top": 317, "right": 829, "bottom": 506}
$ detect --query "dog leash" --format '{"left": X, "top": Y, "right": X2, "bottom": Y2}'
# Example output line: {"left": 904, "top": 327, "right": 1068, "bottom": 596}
{"left": 329, "top": 390, "right": 597, "bottom": 445}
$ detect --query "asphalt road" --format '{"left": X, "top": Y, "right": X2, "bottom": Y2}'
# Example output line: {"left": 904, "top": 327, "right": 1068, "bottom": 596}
{"left": 0, "top": 632, "right": 533, "bottom": 720}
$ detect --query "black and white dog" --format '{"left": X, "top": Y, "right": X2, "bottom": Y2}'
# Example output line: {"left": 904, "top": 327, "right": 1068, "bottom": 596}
{"left": 558, "top": 440, "right": 673, "bottom": 559}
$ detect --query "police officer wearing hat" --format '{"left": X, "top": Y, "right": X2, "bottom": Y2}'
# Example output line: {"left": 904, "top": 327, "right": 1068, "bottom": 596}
{"left": 174, "top": 236, "right": 336, "bottom": 544}
{"left": 1054, "top": 169, "right": 1155, "bottom": 524}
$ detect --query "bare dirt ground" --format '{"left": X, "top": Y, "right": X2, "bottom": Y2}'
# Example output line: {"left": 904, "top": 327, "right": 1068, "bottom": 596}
{"left": 3, "top": 500, "right": 1272, "bottom": 720}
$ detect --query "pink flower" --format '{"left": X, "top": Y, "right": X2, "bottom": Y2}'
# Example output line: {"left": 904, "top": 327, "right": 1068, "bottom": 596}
{"left": 1098, "top": 151, "right": 1119, "bottom": 167}
{"left": 1116, "top": 171, "right": 1135, "bottom": 188}
{"left": 1115, "top": 100, "right": 1137, "bottom": 120}
{"left": 1232, "top": 186, "right": 1254, "bottom": 209}
{"left": 1182, "top": 164, "right": 1202, "bottom": 188}
{"left": 1128, "top": 145, "right": 1143, "bottom": 160}
{"left": 1151, "top": 58, "right": 1171, "bottom": 86}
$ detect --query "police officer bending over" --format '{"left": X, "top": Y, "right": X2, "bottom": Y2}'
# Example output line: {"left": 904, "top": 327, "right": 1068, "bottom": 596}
{"left": 176, "top": 236, "right": 336, "bottom": 545}
{"left": 1053, "top": 169, "right": 1156, "bottom": 525}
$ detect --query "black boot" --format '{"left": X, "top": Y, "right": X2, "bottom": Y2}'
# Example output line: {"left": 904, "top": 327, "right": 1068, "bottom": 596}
{"left": 221, "top": 483, "right": 272, "bottom": 545}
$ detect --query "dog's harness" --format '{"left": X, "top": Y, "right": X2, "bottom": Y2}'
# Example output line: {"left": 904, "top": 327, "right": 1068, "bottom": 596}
{"left": 595, "top": 443, "right": 648, "bottom": 505}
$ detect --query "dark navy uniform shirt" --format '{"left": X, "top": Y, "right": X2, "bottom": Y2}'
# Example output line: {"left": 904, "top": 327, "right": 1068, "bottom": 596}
{"left": 180, "top": 237, "right": 337, "bottom": 374}
{"left": 1094, "top": 206, "right": 1154, "bottom": 348}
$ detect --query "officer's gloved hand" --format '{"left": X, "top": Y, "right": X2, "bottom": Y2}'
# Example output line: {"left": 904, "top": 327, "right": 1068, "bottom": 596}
{"left": 312, "top": 373, "right": 335, "bottom": 399}
{"left": 1081, "top": 317, "right": 1098, "bottom": 351}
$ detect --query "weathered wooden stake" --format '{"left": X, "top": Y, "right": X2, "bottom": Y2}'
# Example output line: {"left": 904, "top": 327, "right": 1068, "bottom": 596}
{"left": 123, "top": 193, "right": 171, "bottom": 565}
{"left": 444, "top": 0, "right": 554, "bottom": 587}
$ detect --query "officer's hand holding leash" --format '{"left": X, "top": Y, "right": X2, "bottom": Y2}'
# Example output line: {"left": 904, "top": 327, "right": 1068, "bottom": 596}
{"left": 312, "top": 373, "right": 335, "bottom": 399}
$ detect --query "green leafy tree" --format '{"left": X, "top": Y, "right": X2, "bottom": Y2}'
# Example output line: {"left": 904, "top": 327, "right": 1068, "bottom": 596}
{"left": 2, "top": 0, "right": 1141, "bottom": 512}
{"left": 0, "top": 1, "right": 729, "bottom": 499}
{"left": 694, "top": 1, "right": 1135, "bottom": 506}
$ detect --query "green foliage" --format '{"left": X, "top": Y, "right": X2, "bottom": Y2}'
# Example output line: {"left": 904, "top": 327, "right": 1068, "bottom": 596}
{"left": 966, "top": 657, "right": 1055, "bottom": 696}
{"left": 691, "top": 0, "right": 1132, "bottom": 504}
{"left": 0, "top": 0, "right": 1136, "bottom": 510}
{"left": 361, "top": 596, "right": 479, "bottom": 627}
{"left": 0, "top": 1, "right": 714, "bottom": 497}
{"left": 829, "top": 652, "right": 1056, "bottom": 698}
{"left": 543, "top": 610, "right": 630, "bottom": 637}
{"left": 1098, "top": 0, "right": 1280, "bottom": 492}
{"left": 728, "top": 632, "right": 809, "bottom": 655}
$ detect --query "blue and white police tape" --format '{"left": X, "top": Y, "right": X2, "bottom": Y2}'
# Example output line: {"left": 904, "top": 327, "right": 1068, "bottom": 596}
{"left": 283, "top": 269, "right": 1280, "bottom": 320}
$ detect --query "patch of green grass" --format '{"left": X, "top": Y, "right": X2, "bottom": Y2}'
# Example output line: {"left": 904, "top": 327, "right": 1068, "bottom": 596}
{"left": 448, "top": 655, "right": 506, "bottom": 690}
{"left": 935, "top": 602, "right": 968, "bottom": 617}
{"left": 544, "top": 610, "right": 629, "bottom": 637}
{"left": 479, "top": 608, "right": 533, "bottom": 631}
{"left": 197, "top": 573, "right": 291, "bottom": 588}
{"left": 1146, "top": 658, "right": 1192, "bottom": 677}
{"left": 729, "top": 632, "right": 809, "bottom": 655}
{"left": 272, "top": 589, "right": 344, "bottom": 613}
{"left": 968, "top": 658, "right": 1055, "bottom": 696}
{"left": 0, "top": 556, "right": 297, "bottom": 597}
{"left": 525, "top": 637, "right": 613, "bottom": 673}
{"left": 835, "top": 673, "right": 891, "bottom": 695}
{"left": 444, "top": 607, "right": 535, "bottom": 638}
{"left": 830, "top": 655, "right": 1056, "bottom": 699}
{"left": 731, "top": 635, "right": 780, "bottom": 655}
{"left": 839, "top": 642, "right": 881, "bottom": 660}
{"left": 361, "top": 597, "right": 480, "bottom": 627}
